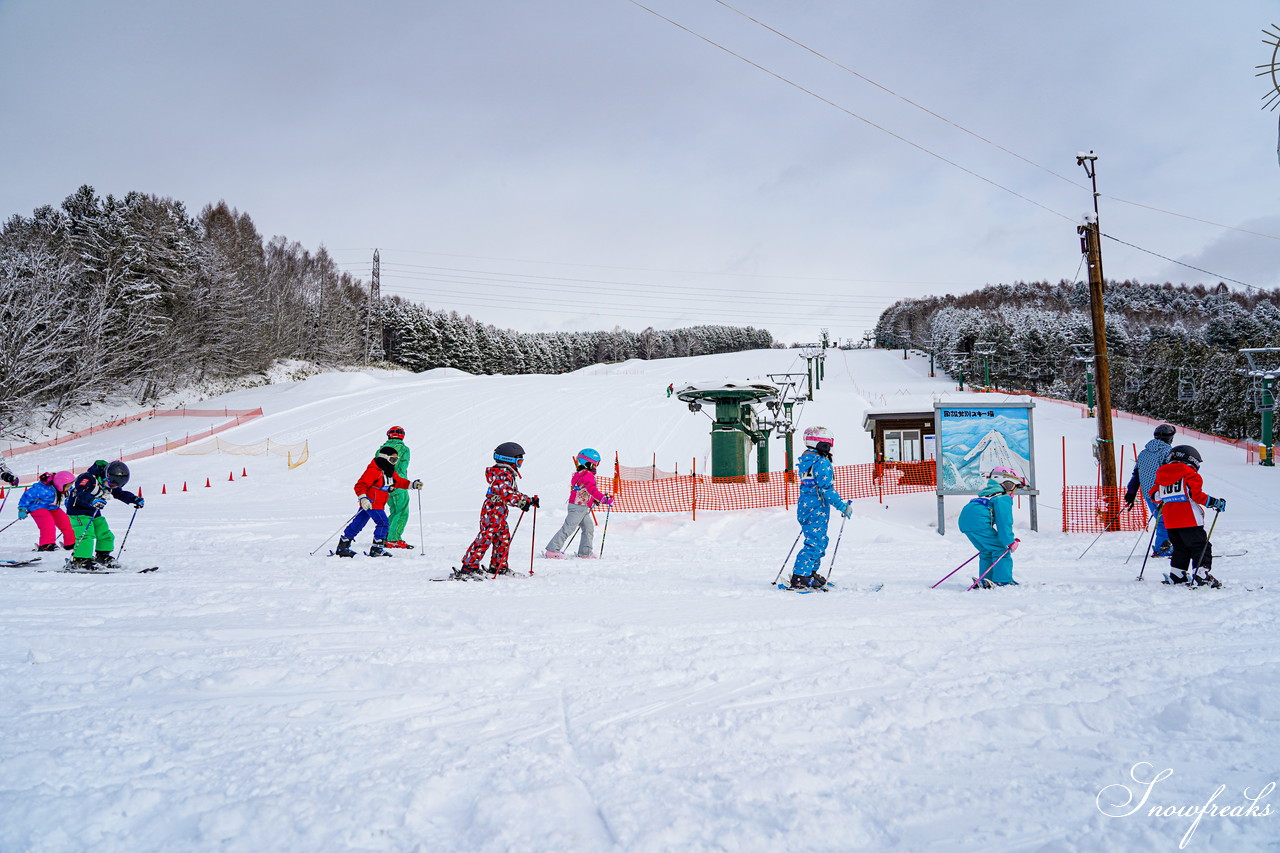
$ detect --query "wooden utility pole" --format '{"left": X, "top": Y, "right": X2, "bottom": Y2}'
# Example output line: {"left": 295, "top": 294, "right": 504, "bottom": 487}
{"left": 1076, "top": 152, "right": 1119, "bottom": 527}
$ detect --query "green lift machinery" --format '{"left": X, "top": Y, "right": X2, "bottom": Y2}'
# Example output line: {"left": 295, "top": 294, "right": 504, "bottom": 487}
{"left": 676, "top": 381, "right": 783, "bottom": 479}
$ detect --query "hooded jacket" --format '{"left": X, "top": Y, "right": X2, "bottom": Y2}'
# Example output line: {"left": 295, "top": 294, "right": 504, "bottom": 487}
{"left": 1148, "top": 461, "right": 1209, "bottom": 529}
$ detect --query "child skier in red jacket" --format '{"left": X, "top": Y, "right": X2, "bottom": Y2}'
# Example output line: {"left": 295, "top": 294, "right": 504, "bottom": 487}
{"left": 335, "top": 446, "right": 421, "bottom": 557}
{"left": 457, "top": 442, "right": 537, "bottom": 577}
{"left": 1149, "top": 444, "right": 1225, "bottom": 587}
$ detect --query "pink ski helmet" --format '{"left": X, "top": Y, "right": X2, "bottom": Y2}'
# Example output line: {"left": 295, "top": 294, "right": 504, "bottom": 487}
{"left": 803, "top": 426, "right": 834, "bottom": 451}
{"left": 989, "top": 466, "right": 1026, "bottom": 490}
{"left": 52, "top": 470, "right": 75, "bottom": 490}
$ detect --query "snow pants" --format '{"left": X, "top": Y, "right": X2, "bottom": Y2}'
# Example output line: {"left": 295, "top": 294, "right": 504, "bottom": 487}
{"left": 343, "top": 508, "right": 389, "bottom": 542}
{"left": 545, "top": 503, "right": 594, "bottom": 557}
{"left": 1142, "top": 492, "right": 1170, "bottom": 554}
{"left": 463, "top": 500, "right": 513, "bottom": 570}
{"left": 386, "top": 489, "right": 409, "bottom": 542}
{"left": 69, "top": 515, "right": 114, "bottom": 559}
{"left": 793, "top": 497, "right": 831, "bottom": 577}
{"left": 961, "top": 526, "right": 1014, "bottom": 584}
{"left": 1168, "top": 526, "right": 1212, "bottom": 573}
{"left": 30, "top": 508, "right": 74, "bottom": 549}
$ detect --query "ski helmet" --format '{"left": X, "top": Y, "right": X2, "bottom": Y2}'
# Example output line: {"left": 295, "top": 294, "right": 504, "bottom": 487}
{"left": 38, "top": 471, "right": 53, "bottom": 484}
{"left": 803, "top": 426, "right": 834, "bottom": 452}
{"left": 576, "top": 448, "right": 601, "bottom": 469}
{"left": 387, "top": 426, "right": 406, "bottom": 440}
{"left": 1154, "top": 424, "right": 1176, "bottom": 441}
{"left": 494, "top": 441, "right": 525, "bottom": 467}
{"left": 105, "top": 460, "right": 130, "bottom": 488}
{"left": 989, "top": 465, "right": 1026, "bottom": 490}
{"left": 53, "top": 471, "right": 75, "bottom": 490}
{"left": 1168, "top": 445, "right": 1202, "bottom": 470}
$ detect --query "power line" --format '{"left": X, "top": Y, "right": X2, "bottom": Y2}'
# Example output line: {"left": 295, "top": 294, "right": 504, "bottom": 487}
{"left": 1100, "top": 233, "right": 1266, "bottom": 292}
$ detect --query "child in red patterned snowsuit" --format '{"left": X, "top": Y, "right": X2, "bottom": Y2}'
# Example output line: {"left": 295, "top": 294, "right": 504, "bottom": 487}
{"left": 459, "top": 442, "right": 538, "bottom": 576}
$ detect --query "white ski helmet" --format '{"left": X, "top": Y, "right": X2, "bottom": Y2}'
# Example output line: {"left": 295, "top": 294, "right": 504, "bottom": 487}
{"left": 989, "top": 465, "right": 1026, "bottom": 490}
{"left": 803, "top": 426, "right": 834, "bottom": 451}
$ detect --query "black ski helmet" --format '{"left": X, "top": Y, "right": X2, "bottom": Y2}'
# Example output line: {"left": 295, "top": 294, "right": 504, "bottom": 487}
{"left": 494, "top": 441, "right": 525, "bottom": 466}
{"left": 105, "top": 460, "right": 130, "bottom": 487}
{"left": 1154, "top": 424, "right": 1176, "bottom": 441}
{"left": 1168, "top": 445, "right": 1202, "bottom": 470}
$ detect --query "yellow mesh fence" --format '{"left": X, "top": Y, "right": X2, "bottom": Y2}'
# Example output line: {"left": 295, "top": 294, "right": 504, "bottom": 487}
{"left": 175, "top": 438, "right": 309, "bottom": 469}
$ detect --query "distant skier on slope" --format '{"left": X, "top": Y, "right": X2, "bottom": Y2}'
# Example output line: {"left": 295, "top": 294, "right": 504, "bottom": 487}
{"left": 0, "top": 457, "right": 18, "bottom": 486}
{"left": 379, "top": 426, "right": 414, "bottom": 549}
{"left": 335, "top": 445, "right": 421, "bottom": 558}
{"left": 65, "top": 460, "right": 142, "bottom": 570}
{"left": 543, "top": 448, "right": 612, "bottom": 559}
{"left": 17, "top": 471, "right": 76, "bottom": 552}
{"left": 958, "top": 466, "right": 1024, "bottom": 587}
{"left": 1149, "top": 444, "right": 1224, "bottom": 588}
{"left": 458, "top": 442, "right": 537, "bottom": 577}
{"left": 1125, "top": 423, "right": 1176, "bottom": 557}
{"left": 790, "top": 426, "right": 854, "bottom": 590}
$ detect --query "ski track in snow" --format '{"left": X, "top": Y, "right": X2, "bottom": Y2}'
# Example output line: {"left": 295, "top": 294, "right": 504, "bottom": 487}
{"left": 1, "top": 349, "right": 1277, "bottom": 852}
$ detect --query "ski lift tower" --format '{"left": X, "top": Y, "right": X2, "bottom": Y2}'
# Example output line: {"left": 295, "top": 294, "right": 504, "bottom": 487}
{"left": 1240, "top": 347, "right": 1280, "bottom": 466}
{"left": 677, "top": 381, "right": 781, "bottom": 478}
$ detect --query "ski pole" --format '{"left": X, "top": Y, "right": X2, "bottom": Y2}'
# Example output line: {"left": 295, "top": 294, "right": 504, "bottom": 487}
{"left": 930, "top": 551, "right": 980, "bottom": 589}
{"left": 416, "top": 489, "right": 425, "bottom": 557}
{"left": 598, "top": 503, "right": 612, "bottom": 558}
{"left": 310, "top": 513, "right": 359, "bottom": 556}
{"left": 967, "top": 544, "right": 1014, "bottom": 591}
{"left": 1076, "top": 528, "right": 1107, "bottom": 561}
{"left": 824, "top": 513, "right": 849, "bottom": 583}
{"left": 1124, "top": 512, "right": 1154, "bottom": 565}
{"left": 1194, "top": 509, "right": 1220, "bottom": 573}
{"left": 0, "top": 517, "right": 22, "bottom": 536}
{"left": 116, "top": 506, "right": 140, "bottom": 557}
{"left": 772, "top": 531, "right": 804, "bottom": 585}
{"left": 529, "top": 504, "right": 537, "bottom": 575}
{"left": 1135, "top": 520, "right": 1160, "bottom": 581}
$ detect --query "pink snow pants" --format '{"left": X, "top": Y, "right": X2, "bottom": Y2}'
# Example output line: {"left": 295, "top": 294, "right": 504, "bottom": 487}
{"left": 30, "top": 508, "right": 75, "bottom": 549}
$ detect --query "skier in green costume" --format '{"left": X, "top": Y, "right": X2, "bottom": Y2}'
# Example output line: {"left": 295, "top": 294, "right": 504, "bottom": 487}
{"left": 381, "top": 426, "right": 414, "bottom": 548}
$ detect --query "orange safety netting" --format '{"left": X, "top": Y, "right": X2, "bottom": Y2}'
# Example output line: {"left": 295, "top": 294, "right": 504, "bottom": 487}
{"left": 599, "top": 459, "right": 936, "bottom": 515}
{"left": 1060, "top": 486, "right": 1149, "bottom": 533}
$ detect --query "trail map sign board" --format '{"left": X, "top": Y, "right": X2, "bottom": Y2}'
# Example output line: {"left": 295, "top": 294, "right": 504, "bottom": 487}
{"left": 933, "top": 400, "right": 1038, "bottom": 534}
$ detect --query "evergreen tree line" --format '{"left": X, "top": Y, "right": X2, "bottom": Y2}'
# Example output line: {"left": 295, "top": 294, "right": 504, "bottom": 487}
{"left": 379, "top": 297, "right": 774, "bottom": 375}
{"left": 873, "top": 280, "right": 1280, "bottom": 441}
{"left": 1, "top": 185, "right": 773, "bottom": 435}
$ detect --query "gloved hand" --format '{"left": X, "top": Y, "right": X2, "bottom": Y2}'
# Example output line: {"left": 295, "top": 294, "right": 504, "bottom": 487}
{"left": 17, "top": 507, "right": 28, "bottom": 520}
{"left": 841, "top": 504, "right": 854, "bottom": 519}
{"left": 602, "top": 495, "right": 613, "bottom": 506}
{"left": 134, "top": 497, "right": 145, "bottom": 509}
{"left": 1206, "top": 496, "right": 1226, "bottom": 512}
{"left": 1010, "top": 538, "right": 1021, "bottom": 552}
{"left": 531, "top": 495, "right": 540, "bottom": 508}
{"left": 359, "top": 496, "right": 373, "bottom": 512}
{"left": 0, "top": 471, "right": 17, "bottom": 485}
{"left": 411, "top": 479, "right": 423, "bottom": 490}
{"left": 1124, "top": 495, "right": 1135, "bottom": 510}
{"left": 91, "top": 497, "right": 107, "bottom": 510}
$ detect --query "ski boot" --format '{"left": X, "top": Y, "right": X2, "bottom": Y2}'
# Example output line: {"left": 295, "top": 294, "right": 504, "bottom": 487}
{"left": 334, "top": 537, "right": 356, "bottom": 558}
{"left": 1192, "top": 570, "right": 1221, "bottom": 589}
{"left": 543, "top": 550, "right": 566, "bottom": 559}
{"left": 384, "top": 540, "right": 413, "bottom": 549}
{"left": 1152, "top": 541, "right": 1173, "bottom": 558}
{"left": 67, "top": 557, "right": 98, "bottom": 571}
{"left": 36, "top": 543, "right": 58, "bottom": 552}
{"left": 489, "top": 564, "right": 513, "bottom": 576}
{"left": 94, "top": 551, "right": 120, "bottom": 569}
{"left": 452, "top": 565, "right": 484, "bottom": 580}
{"left": 1163, "top": 570, "right": 1190, "bottom": 585}
{"left": 789, "top": 572, "right": 814, "bottom": 589}
{"left": 368, "top": 539, "right": 388, "bottom": 557}
{"left": 62, "top": 543, "right": 74, "bottom": 550}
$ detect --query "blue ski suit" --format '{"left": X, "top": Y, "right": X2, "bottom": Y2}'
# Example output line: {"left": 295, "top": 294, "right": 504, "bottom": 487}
{"left": 793, "top": 449, "right": 851, "bottom": 577}
{"left": 957, "top": 480, "right": 1017, "bottom": 584}
{"left": 1125, "top": 438, "right": 1173, "bottom": 554}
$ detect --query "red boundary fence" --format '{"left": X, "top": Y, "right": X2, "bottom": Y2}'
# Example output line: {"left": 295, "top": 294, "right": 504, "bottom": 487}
{"left": 599, "top": 459, "right": 936, "bottom": 516}
{"left": 2, "top": 408, "right": 263, "bottom": 473}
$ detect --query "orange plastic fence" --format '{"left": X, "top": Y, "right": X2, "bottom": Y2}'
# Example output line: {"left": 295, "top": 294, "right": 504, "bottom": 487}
{"left": 600, "top": 460, "right": 936, "bottom": 514}
{"left": 1060, "top": 486, "right": 1149, "bottom": 533}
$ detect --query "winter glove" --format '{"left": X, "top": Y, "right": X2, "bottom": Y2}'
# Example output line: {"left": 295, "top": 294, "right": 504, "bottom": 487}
{"left": 602, "top": 495, "right": 613, "bottom": 506}
{"left": 531, "top": 495, "right": 540, "bottom": 508}
{"left": 841, "top": 503, "right": 854, "bottom": 519}
{"left": 1206, "top": 496, "right": 1226, "bottom": 512}
{"left": 1009, "top": 538, "right": 1021, "bottom": 552}
{"left": 133, "top": 497, "right": 145, "bottom": 509}
{"left": 0, "top": 471, "right": 16, "bottom": 485}
{"left": 411, "top": 479, "right": 423, "bottom": 490}
{"left": 359, "top": 497, "right": 373, "bottom": 512}
{"left": 17, "top": 507, "right": 28, "bottom": 520}
{"left": 91, "top": 497, "right": 107, "bottom": 510}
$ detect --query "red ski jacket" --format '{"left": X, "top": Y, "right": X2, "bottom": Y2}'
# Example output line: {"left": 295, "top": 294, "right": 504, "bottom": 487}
{"left": 353, "top": 459, "right": 410, "bottom": 510}
{"left": 1148, "top": 461, "right": 1208, "bottom": 529}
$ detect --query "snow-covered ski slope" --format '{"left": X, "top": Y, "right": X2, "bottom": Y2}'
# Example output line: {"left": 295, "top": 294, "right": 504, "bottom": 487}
{"left": 2, "top": 348, "right": 1277, "bottom": 853}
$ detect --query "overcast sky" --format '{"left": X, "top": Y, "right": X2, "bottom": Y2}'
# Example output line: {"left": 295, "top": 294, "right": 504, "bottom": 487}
{"left": 3, "top": 0, "right": 1279, "bottom": 343}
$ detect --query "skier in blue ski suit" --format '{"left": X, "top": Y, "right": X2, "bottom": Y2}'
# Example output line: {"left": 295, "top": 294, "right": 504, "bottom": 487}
{"left": 957, "top": 469, "right": 1022, "bottom": 586}
{"left": 790, "top": 426, "right": 853, "bottom": 589}
{"left": 1124, "top": 424, "right": 1176, "bottom": 557}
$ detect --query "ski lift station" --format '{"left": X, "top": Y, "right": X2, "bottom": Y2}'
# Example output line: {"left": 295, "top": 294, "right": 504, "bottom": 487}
{"left": 675, "top": 381, "right": 781, "bottom": 478}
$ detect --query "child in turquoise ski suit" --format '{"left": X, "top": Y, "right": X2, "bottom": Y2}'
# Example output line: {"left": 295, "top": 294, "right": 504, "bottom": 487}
{"left": 957, "top": 469, "right": 1023, "bottom": 586}
{"left": 791, "top": 427, "right": 853, "bottom": 589}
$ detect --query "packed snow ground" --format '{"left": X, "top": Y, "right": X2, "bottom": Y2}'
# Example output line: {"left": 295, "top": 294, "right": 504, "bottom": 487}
{"left": 1, "top": 348, "right": 1277, "bottom": 853}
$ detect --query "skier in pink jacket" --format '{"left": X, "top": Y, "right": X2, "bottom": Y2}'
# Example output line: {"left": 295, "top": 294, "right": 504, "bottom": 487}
{"left": 544, "top": 448, "right": 613, "bottom": 559}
